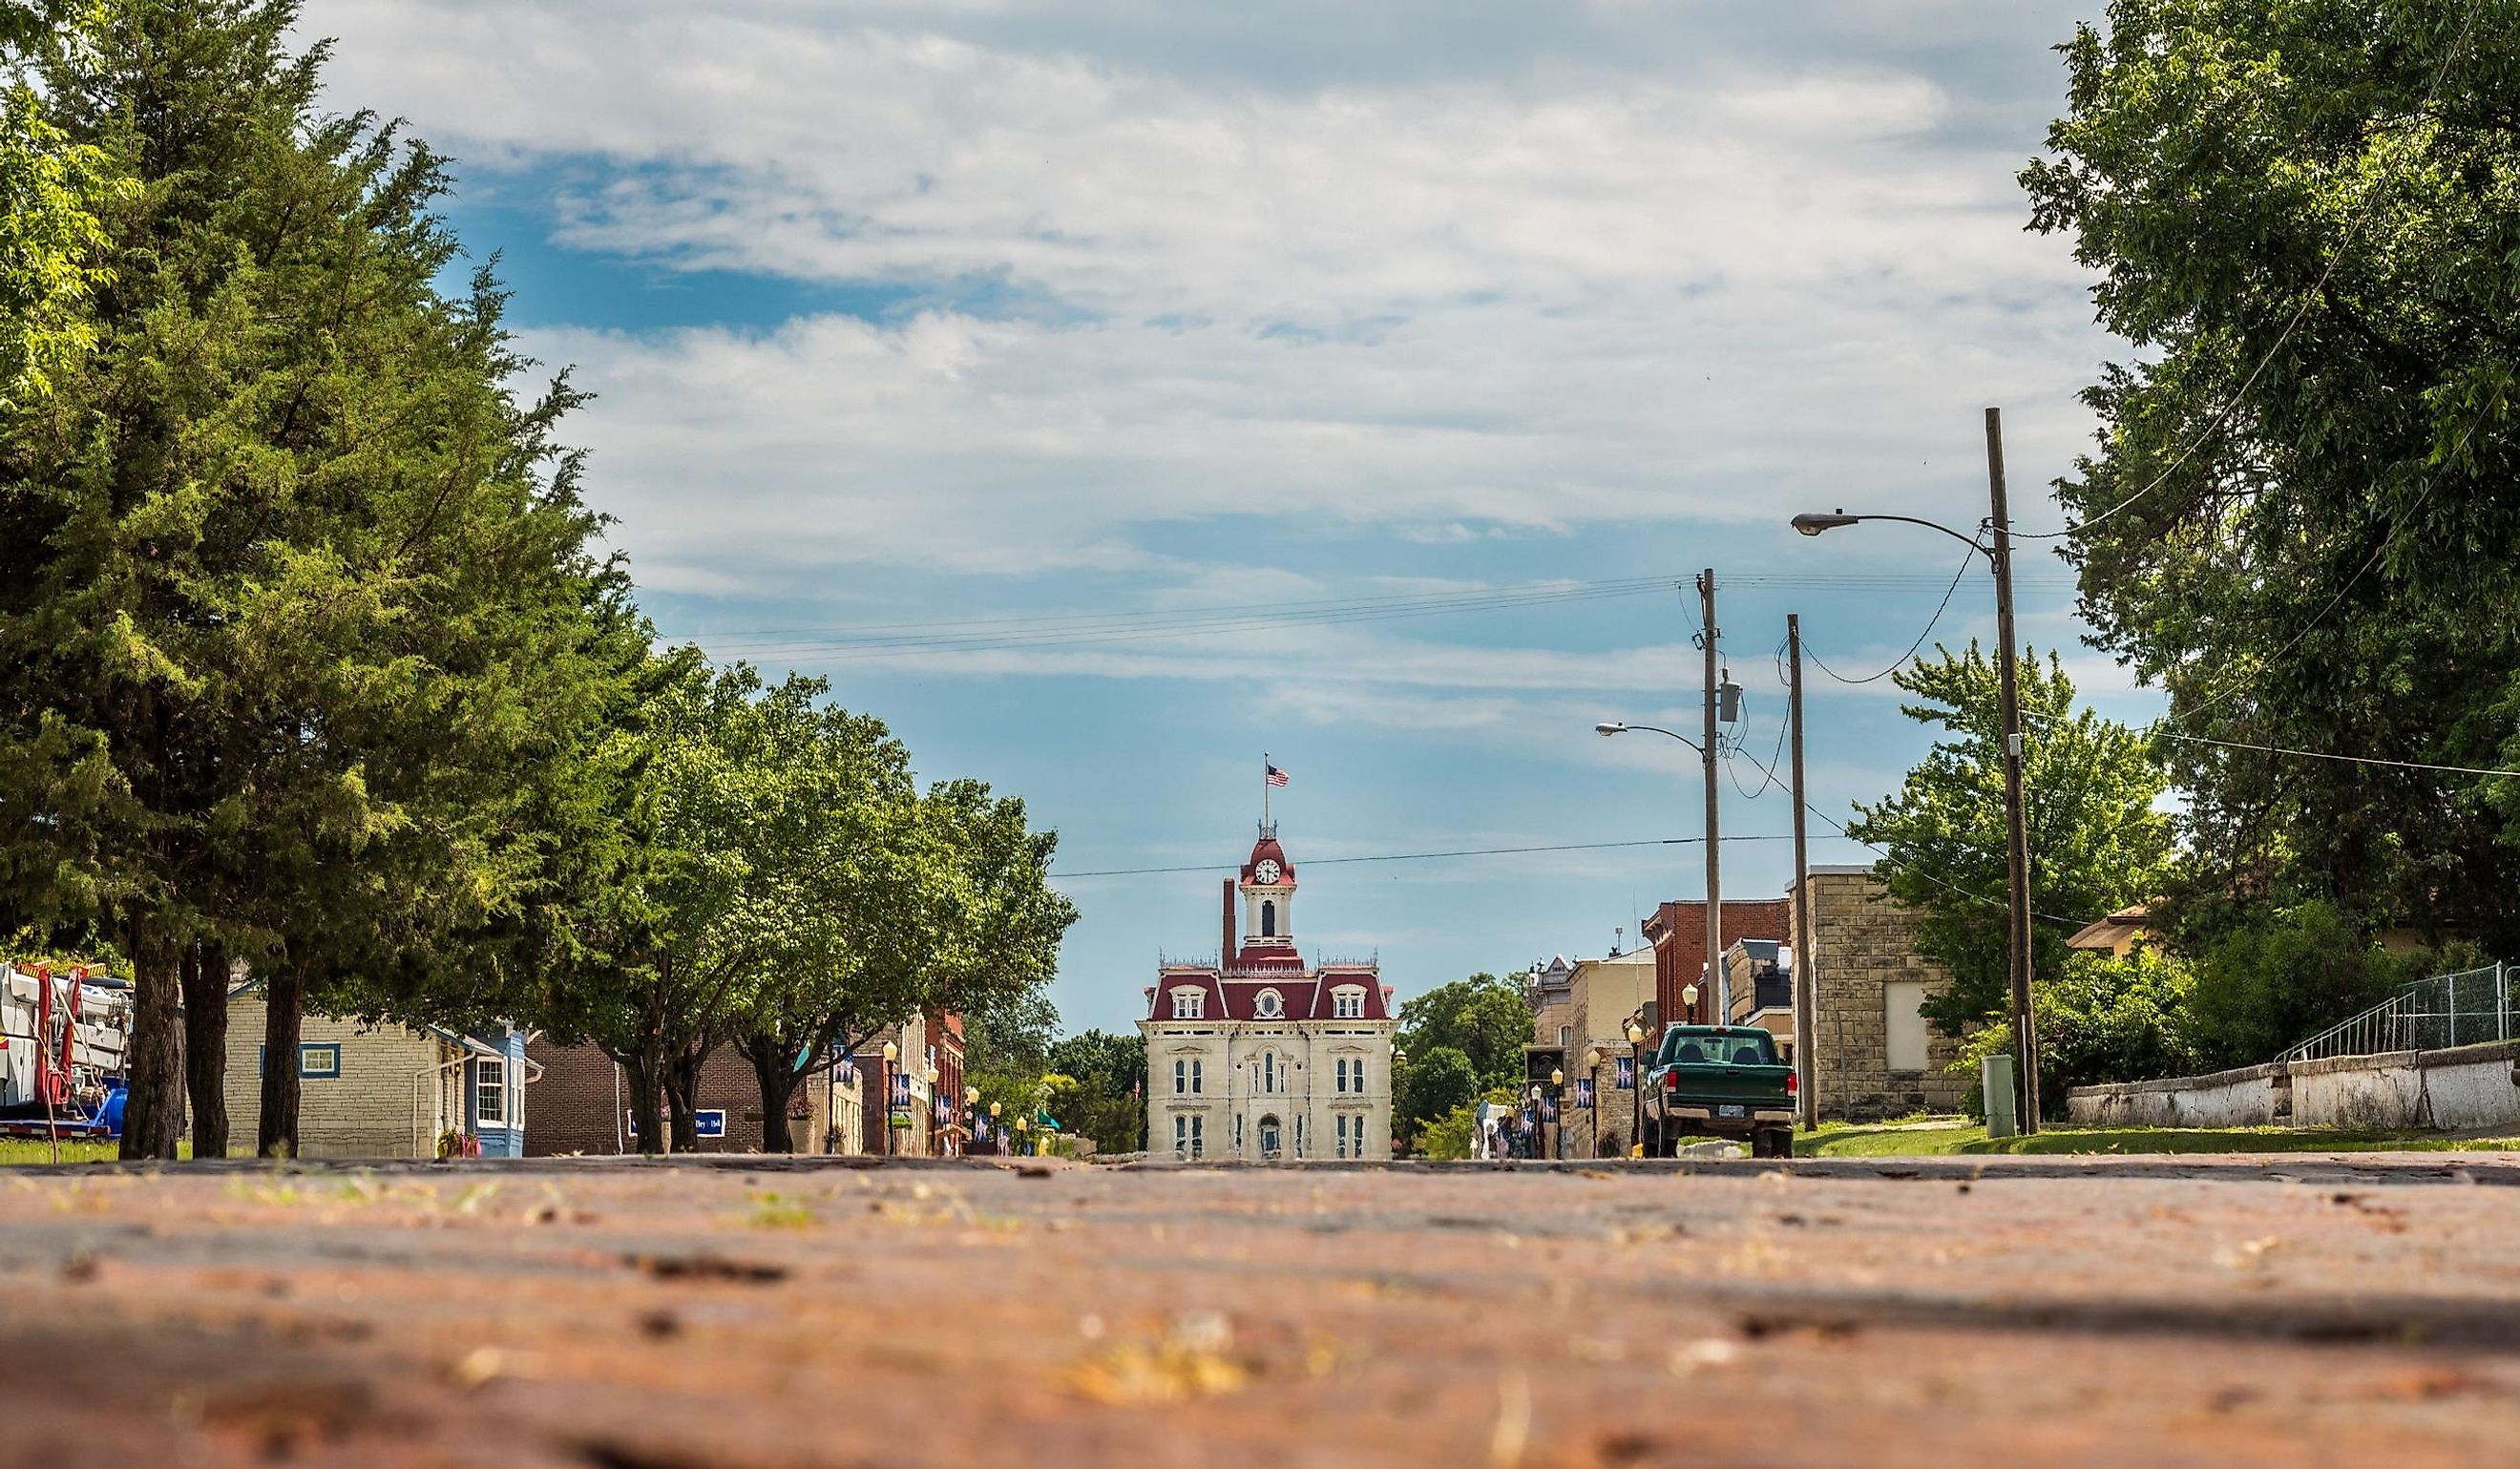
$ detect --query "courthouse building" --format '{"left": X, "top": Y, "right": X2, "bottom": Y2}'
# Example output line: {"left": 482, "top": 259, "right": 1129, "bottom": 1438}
{"left": 1138, "top": 823, "right": 1397, "bottom": 1161}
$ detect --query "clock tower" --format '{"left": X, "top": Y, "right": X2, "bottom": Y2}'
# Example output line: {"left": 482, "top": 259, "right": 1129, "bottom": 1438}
{"left": 1139, "top": 816, "right": 1398, "bottom": 1162}
{"left": 1241, "top": 825, "right": 1296, "bottom": 948}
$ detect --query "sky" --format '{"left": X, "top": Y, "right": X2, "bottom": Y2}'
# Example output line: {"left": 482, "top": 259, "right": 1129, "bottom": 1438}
{"left": 298, "top": 0, "right": 2164, "bottom": 1035}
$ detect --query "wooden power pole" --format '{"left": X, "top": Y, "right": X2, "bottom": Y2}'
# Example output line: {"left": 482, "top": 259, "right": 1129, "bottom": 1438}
{"left": 1698, "top": 568, "right": 1721, "bottom": 1024}
{"left": 1984, "top": 408, "right": 2041, "bottom": 1134}
{"left": 1788, "top": 613, "right": 1817, "bottom": 1129}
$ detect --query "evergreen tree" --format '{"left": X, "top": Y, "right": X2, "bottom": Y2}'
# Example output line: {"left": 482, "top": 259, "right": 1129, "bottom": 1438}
{"left": 0, "top": 2, "right": 626, "bottom": 1156}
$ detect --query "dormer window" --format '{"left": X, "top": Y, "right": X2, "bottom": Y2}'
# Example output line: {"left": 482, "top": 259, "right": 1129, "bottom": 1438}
{"left": 1170, "top": 988, "right": 1205, "bottom": 1019}
{"left": 1254, "top": 989, "right": 1283, "bottom": 1018}
{"left": 1332, "top": 986, "right": 1365, "bottom": 1019}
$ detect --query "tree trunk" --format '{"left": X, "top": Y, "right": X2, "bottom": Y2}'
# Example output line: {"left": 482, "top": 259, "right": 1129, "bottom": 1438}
{"left": 180, "top": 941, "right": 229, "bottom": 1158}
{"left": 664, "top": 1042, "right": 704, "bottom": 1153}
{"left": 744, "top": 1035, "right": 800, "bottom": 1154}
{"left": 118, "top": 928, "right": 186, "bottom": 1161}
{"left": 618, "top": 1048, "right": 667, "bottom": 1156}
{"left": 257, "top": 961, "right": 307, "bottom": 1159}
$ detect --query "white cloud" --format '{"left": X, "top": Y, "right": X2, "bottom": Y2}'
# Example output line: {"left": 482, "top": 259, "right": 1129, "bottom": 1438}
{"left": 301, "top": 0, "right": 2115, "bottom": 579}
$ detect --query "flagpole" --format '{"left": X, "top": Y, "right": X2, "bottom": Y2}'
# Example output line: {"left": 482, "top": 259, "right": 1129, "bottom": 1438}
{"left": 1263, "top": 751, "right": 1271, "bottom": 830}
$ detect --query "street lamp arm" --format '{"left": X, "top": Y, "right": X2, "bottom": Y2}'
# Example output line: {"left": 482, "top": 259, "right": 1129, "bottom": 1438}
{"left": 1594, "top": 721, "right": 1703, "bottom": 753}
{"left": 1791, "top": 511, "right": 1991, "bottom": 559}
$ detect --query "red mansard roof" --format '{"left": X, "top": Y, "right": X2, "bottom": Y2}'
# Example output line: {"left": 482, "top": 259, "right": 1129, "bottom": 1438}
{"left": 1145, "top": 966, "right": 1392, "bottom": 1021}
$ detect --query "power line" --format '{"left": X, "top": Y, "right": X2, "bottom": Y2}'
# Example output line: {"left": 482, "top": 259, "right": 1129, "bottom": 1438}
{"left": 1804, "top": 539, "right": 1983, "bottom": 686}
{"left": 673, "top": 570, "right": 2080, "bottom": 664}
{"left": 2164, "top": 732, "right": 2520, "bottom": 781}
{"left": 2016, "top": 0, "right": 2488, "bottom": 543}
{"left": 1725, "top": 732, "right": 2095, "bottom": 930}
{"left": 1050, "top": 833, "right": 1802, "bottom": 880}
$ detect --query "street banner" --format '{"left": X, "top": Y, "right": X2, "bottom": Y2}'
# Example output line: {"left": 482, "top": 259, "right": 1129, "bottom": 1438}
{"left": 1575, "top": 1078, "right": 1594, "bottom": 1110}
{"left": 1614, "top": 1056, "right": 1634, "bottom": 1089}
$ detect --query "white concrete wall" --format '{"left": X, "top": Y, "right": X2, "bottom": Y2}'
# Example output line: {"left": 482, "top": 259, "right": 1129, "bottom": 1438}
{"left": 2291, "top": 1043, "right": 2520, "bottom": 1132}
{"left": 2066, "top": 1063, "right": 2286, "bottom": 1128}
{"left": 2070, "top": 1042, "right": 2520, "bottom": 1134}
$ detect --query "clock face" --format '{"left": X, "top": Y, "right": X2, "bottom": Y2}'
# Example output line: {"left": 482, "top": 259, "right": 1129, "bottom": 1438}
{"left": 1254, "top": 859, "right": 1281, "bottom": 884}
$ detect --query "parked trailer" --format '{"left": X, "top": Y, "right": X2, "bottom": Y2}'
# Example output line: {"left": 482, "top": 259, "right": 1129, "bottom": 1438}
{"left": 0, "top": 962, "right": 134, "bottom": 1140}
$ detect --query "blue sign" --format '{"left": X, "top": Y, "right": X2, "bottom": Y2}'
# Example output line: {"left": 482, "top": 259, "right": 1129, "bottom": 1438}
{"left": 693, "top": 1110, "right": 726, "bottom": 1139}
{"left": 1575, "top": 1079, "right": 1595, "bottom": 1110}
{"left": 1614, "top": 1056, "right": 1635, "bottom": 1089}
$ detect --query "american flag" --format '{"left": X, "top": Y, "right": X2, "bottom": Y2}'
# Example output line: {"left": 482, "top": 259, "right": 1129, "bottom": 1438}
{"left": 1266, "top": 763, "right": 1290, "bottom": 787}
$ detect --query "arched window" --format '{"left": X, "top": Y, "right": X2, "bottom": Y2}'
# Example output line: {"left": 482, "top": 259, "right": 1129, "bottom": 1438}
{"left": 1260, "top": 900, "right": 1276, "bottom": 937}
{"left": 1262, "top": 1051, "right": 1277, "bottom": 1092}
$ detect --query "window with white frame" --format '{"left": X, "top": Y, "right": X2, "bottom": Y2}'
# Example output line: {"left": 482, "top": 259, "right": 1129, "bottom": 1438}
{"left": 1332, "top": 987, "right": 1365, "bottom": 1018}
{"left": 1261, "top": 1052, "right": 1277, "bottom": 1093}
{"left": 1255, "top": 989, "right": 1282, "bottom": 1018}
{"left": 475, "top": 1058, "right": 509, "bottom": 1127}
{"left": 1174, "top": 1059, "right": 1186, "bottom": 1094}
{"left": 1171, "top": 988, "right": 1205, "bottom": 1019}
{"left": 1293, "top": 1114, "right": 1305, "bottom": 1158}
{"left": 1191, "top": 1059, "right": 1204, "bottom": 1094}
{"left": 1335, "top": 1113, "right": 1354, "bottom": 1159}
{"left": 1189, "top": 1113, "right": 1205, "bottom": 1158}
{"left": 1174, "top": 1114, "right": 1188, "bottom": 1157}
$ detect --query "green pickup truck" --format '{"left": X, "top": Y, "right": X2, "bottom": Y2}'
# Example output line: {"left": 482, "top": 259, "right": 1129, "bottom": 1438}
{"left": 1642, "top": 1025, "right": 1797, "bottom": 1159}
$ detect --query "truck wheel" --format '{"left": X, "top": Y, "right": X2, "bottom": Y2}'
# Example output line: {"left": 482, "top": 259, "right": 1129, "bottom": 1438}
{"left": 1755, "top": 1127, "right": 1793, "bottom": 1160}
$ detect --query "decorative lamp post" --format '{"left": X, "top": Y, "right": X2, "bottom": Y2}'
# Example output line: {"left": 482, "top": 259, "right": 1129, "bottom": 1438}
{"left": 965, "top": 1085, "right": 981, "bottom": 1160}
{"left": 923, "top": 1065, "right": 941, "bottom": 1156}
{"left": 989, "top": 1100, "right": 1004, "bottom": 1156}
{"left": 1549, "top": 1067, "right": 1565, "bottom": 1160}
{"left": 1582, "top": 1047, "right": 1603, "bottom": 1158}
{"left": 880, "top": 1040, "right": 900, "bottom": 1157}
{"left": 1015, "top": 1114, "right": 1031, "bottom": 1157}
{"left": 1625, "top": 1018, "right": 1648, "bottom": 1161}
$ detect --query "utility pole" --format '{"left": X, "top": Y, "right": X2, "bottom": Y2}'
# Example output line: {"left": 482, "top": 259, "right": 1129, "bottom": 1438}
{"left": 1788, "top": 613, "right": 1817, "bottom": 1130}
{"left": 1984, "top": 408, "right": 2040, "bottom": 1134}
{"left": 1698, "top": 568, "right": 1722, "bottom": 1025}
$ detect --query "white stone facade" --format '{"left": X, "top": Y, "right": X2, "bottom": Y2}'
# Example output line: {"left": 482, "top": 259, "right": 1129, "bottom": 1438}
{"left": 1138, "top": 825, "right": 1396, "bottom": 1161}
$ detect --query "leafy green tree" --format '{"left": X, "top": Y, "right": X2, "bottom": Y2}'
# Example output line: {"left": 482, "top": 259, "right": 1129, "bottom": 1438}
{"left": 0, "top": 2, "right": 626, "bottom": 1157}
{"left": 1845, "top": 643, "right": 2174, "bottom": 1037}
{"left": 2025, "top": 0, "right": 2520, "bottom": 956}
{"left": 2185, "top": 901, "right": 2417, "bottom": 1069}
{"left": 1042, "top": 1029, "right": 1144, "bottom": 1153}
{"left": 1395, "top": 1043, "right": 1477, "bottom": 1144}
{"left": 1396, "top": 973, "right": 1529, "bottom": 1089}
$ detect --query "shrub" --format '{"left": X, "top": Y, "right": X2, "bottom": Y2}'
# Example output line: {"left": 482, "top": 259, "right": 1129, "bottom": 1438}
{"left": 1950, "top": 947, "right": 2201, "bottom": 1120}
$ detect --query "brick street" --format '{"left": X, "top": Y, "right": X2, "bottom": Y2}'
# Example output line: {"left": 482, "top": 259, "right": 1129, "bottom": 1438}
{"left": 5, "top": 1154, "right": 2519, "bottom": 1468}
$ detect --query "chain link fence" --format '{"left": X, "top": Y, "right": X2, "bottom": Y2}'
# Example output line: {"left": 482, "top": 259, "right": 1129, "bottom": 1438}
{"left": 2289, "top": 963, "right": 2517, "bottom": 1063}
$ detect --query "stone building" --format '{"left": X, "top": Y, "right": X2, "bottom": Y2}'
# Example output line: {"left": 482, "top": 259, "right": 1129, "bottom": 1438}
{"left": 1138, "top": 823, "right": 1397, "bottom": 1161}
{"left": 1523, "top": 947, "right": 1656, "bottom": 1159}
{"left": 1790, "top": 865, "right": 1965, "bottom": 1119}
{"left": 221, "top": 981, "right": 529, "bottom": 1159}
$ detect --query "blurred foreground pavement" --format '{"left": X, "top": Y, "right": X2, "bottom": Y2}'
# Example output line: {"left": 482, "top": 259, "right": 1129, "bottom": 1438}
{"left": 3, "top": 1153, "right": 2518, "bottom": 1468}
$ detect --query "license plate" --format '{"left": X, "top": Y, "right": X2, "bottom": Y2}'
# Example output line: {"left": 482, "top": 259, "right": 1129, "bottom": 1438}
{"left": 1717, "top": 1104, "right": 1747, "bottom": 1119}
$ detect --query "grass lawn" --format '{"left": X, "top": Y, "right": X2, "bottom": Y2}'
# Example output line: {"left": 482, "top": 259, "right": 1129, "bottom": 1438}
{"left": 0, "top": 1138, "right": 193, "bottom": 1165}
{"left": 1804, "top": 1117, "right": 2520, "bottom": 1158}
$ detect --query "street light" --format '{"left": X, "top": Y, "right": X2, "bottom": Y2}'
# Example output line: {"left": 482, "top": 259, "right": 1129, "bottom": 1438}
{"left": 1625, "top": 1018, "right": 1648, "bottom": 1158}
{"left": 1597, "top": 719, "right": 1724, "bottom": 1029}
{"left": 880, "top": 1040, "right": 900, "bottom": 1158}
{"left": 1015, "top": 1114, "right": 1031, "bottom": 1157}
{"left": 965, "top": 1085, "right": 980, "bottom": 1160}
{"left": 1788, "top": 407, "right": 2041, "bottom": 1134}
{"left": 1549, "top": 1067, "right": 1564, "bottom": 1161}
{"left": 989, "top": 1099, "right": 1004, "bottom": 1157}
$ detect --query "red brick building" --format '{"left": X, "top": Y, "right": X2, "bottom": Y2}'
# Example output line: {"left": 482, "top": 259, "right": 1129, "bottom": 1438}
{"left": 1642, "top": 898, "right": 1792, "bottom": 1038}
